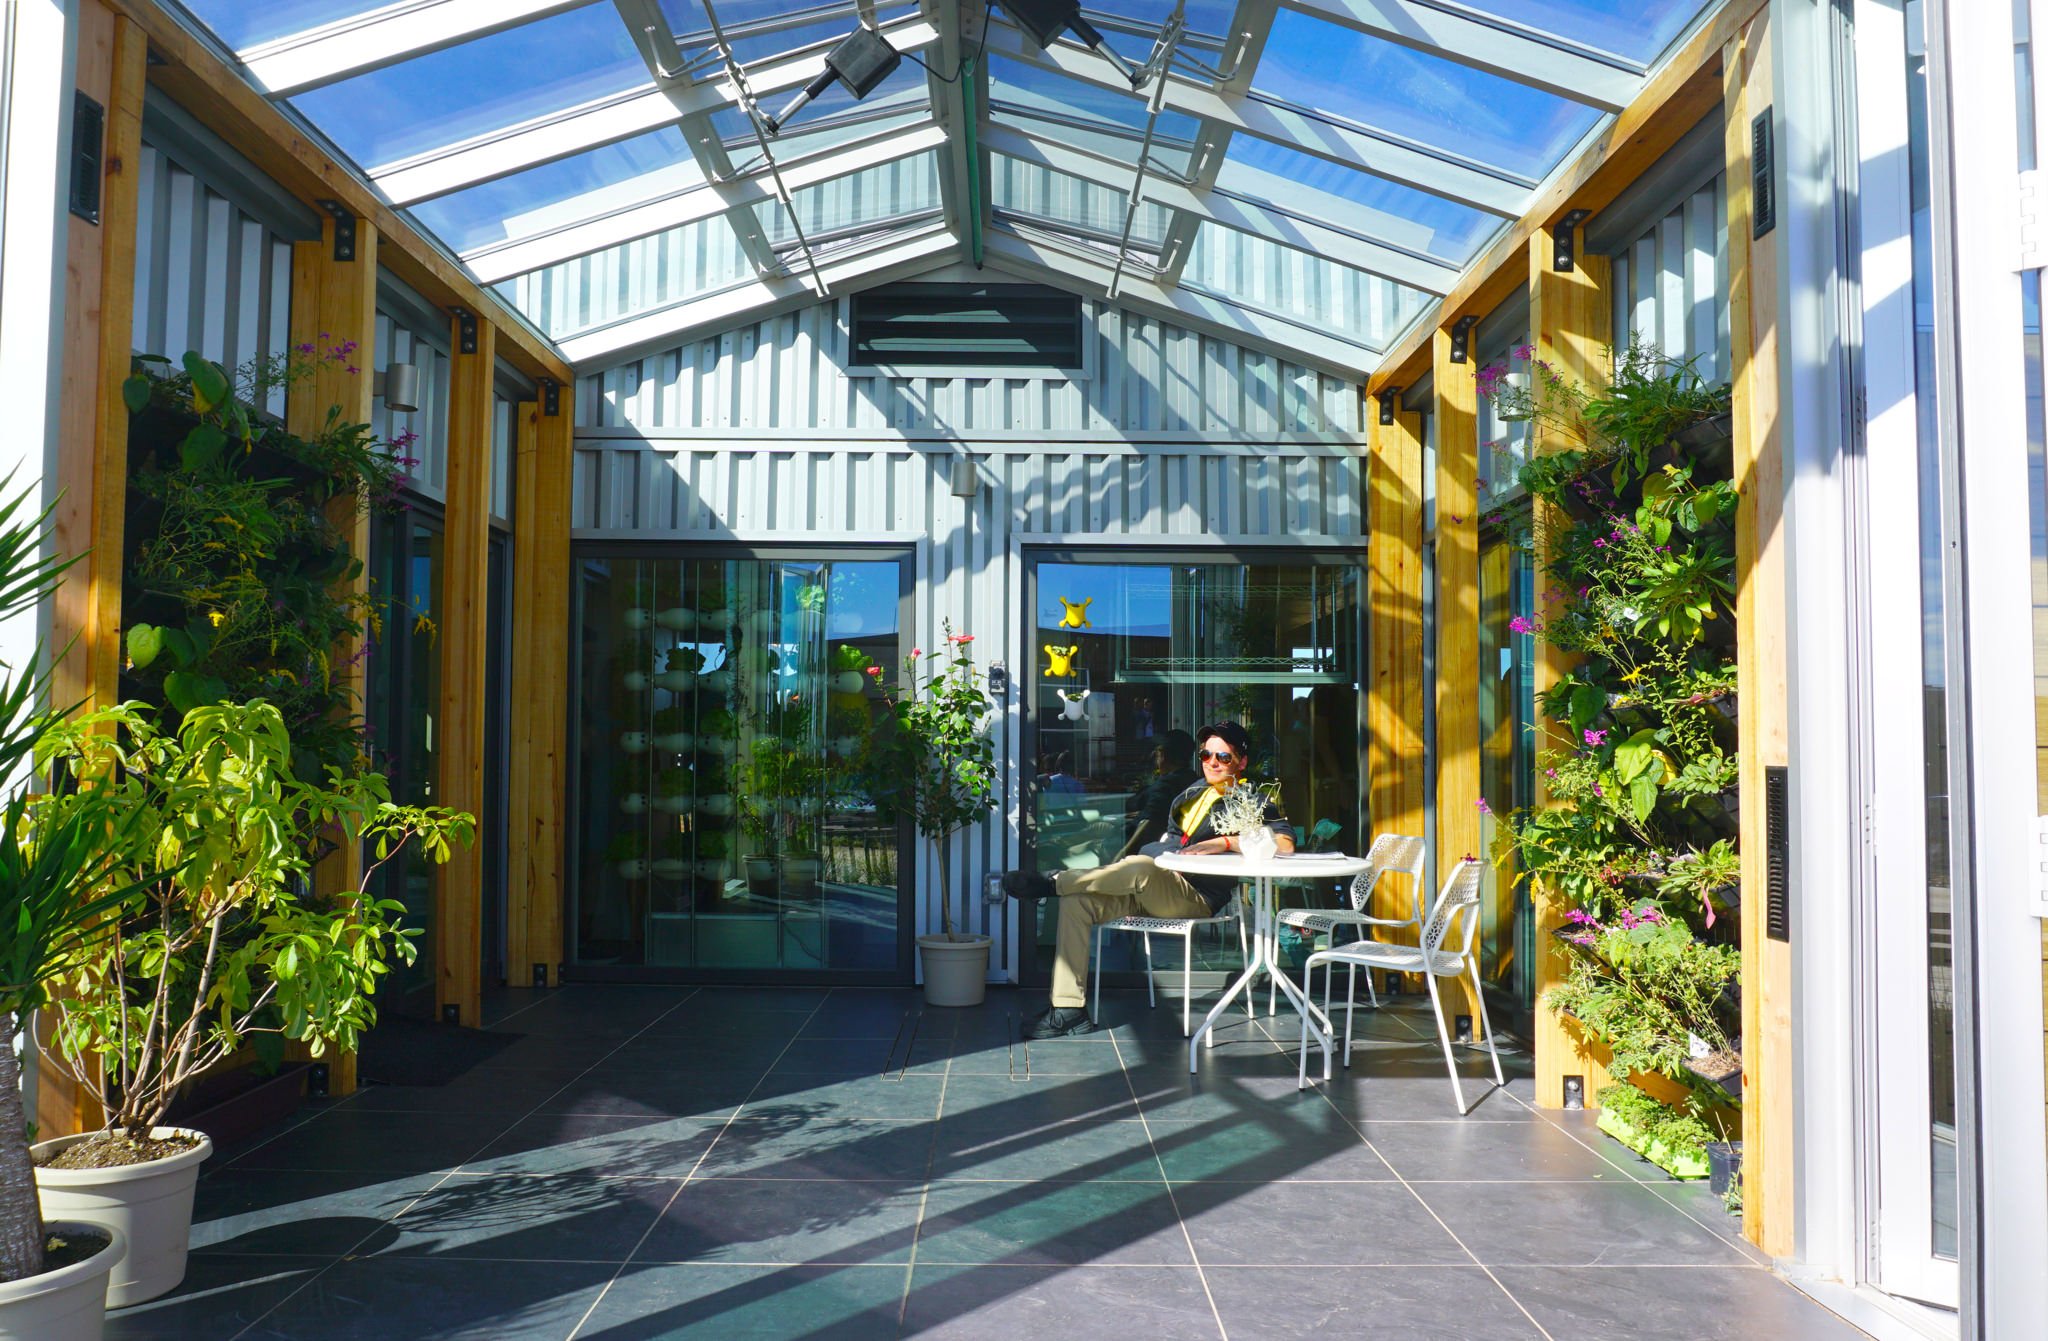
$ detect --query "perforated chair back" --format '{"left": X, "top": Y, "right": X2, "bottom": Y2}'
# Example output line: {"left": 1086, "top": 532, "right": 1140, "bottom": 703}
{"left": 1345, "top": 833, "right": 1428, "bottom": 917}
{"left": 1421, "top": 859, "right": 1485, "bottom": 960}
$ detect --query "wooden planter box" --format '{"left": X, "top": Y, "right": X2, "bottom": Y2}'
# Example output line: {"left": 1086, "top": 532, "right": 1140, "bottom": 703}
{"left": 1596, "top": 1107, "right": 1709, "bottom": 1180}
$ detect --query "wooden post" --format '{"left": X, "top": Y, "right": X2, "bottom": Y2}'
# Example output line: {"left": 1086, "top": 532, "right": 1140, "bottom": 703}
{"left": 1527, "top": 227, "right": 1618, "bottom": 1109}
{"left": 1433, "top": 326, "right": 1485, "bottom": 1038}
{"left": 1727, "top": 10, "right": 1793, "bottom": 1256}
{"left": 289, "top": 213, "right": 378, "bottom": 1095}
{"left": 507, "top": 382, "right": 572, "bottom": 987}
{"left": 1367, "top": 403, "right": 1427, "bottom": 937}
{"left": 437, "top": 313, "right": 497, "bottom": 1027}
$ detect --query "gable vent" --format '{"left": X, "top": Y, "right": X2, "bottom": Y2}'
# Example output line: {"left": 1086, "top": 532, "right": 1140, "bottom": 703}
{"left": 850, "top": 283, "right": 1083, "bottom": 369}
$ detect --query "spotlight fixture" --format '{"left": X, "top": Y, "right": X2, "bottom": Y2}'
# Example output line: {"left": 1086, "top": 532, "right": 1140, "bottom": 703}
{"left": 762, "top": 25, "right": 901, "bottom": 135}
{"left": 1001, "top": 0, "right": 1142, "bottom": 87}
{"left": 950, "top": 455, "right": 980, "bottom": 499}
{"left": 374, "top": 362, "right": 421, "bottom": 414}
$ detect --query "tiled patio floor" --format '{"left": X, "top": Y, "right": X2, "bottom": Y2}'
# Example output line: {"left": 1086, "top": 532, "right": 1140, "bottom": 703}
{"left": 105, "top": 985, "right": 1869, "bottom": 1340}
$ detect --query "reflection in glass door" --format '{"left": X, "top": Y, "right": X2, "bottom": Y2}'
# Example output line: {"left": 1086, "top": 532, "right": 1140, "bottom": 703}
{"left": 1477, "top": 533, "right": 1536, "bottom": 1025}
{"left": 570, "top": 552, "right": 908, "bottom": 978}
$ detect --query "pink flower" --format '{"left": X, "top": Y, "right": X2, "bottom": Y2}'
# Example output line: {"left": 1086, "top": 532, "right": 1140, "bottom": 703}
{"left": 947, "top": 633, "right": 974, "bottom": 645}
{"left": 911, "top": 648, "right": 922, "bottom": 658}
{"left": 1583, "top": 728, "right": 1608, "bottom": 746}
{"left": 864, "top": 665, "right": 882, "bottom": 678}
{"left": 1593, "top": 538, "right": 1607, "bottom": 548}
{"left": 1513, "top": 342, "right": 1535, "bottom": 360}
{"left": 1509, "top": 616, "right": 1535, "bottom": 635}
{"left": 1475, "top": 797, "right": 1492, "bottom": 814}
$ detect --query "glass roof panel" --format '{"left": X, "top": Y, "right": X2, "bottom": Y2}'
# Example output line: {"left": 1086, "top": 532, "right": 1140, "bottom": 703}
{"left": 1220, "top": 137, "right": 1497, "bottom": 264}
{"left": 990, "top": 153, "right": 1174, "bottom": 247}
{"left": 1251, "top": 8, "right": 1603, "bottom": 179}
{"left": 498, "top": 213, "right": 755, "bottom": 342}
{"left": 1182, "top": 222, "right": 1432, "bottom": 350}
{"left": 289, "top": 5, "right": 651, "bottom": 169}
{"left": 752, "top": 149, "right": 942, "bottom": 248}
{"left": 662, "top": 1, "right": 922, "bottom": 68}
{"left": 987, "top": 56, "right": 1201, "bottom": 177}
{"left": 1471, "top": 0, "right": 1708, "bottom": 65}
{"left": 710, "top": 57, "right": 930, "bottom": 146}
{"left": 414, "top": 129, "right": 701, "bottom": 257}
{"left": 181, "top": 0, "right": 396, "bottom": 50}
{"left": 720, "top": 106, "right": 931, "bottom": 171}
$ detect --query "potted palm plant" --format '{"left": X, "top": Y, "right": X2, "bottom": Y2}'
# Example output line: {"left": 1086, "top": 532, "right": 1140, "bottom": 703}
{"left": 29, "top": 697, "right": 472, "bottom": 1309}
{"left": 875, "top": 627, "right": 999, "bottom": 1006}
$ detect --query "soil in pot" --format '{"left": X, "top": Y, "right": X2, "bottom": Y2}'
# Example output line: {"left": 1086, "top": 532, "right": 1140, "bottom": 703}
{"left": 0, "top": 1221, "right": 122, "bottom": 1341}
{"left": 35, "top": 1130, "right": 201, "bottom": 1172}
{"left": 1685, "top": 1049, "right": 1743, "bottom": 1100}
{"left": 37, "top": 1226, "right": 113, "bottom": 1275}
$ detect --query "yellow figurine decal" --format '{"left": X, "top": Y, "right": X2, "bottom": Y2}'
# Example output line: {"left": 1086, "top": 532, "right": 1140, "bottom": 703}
{"left": 1044, "top": 645, "right": 1080, "bottom": 678}
{"left": 1057, "top": 596, "right": 1092, "bottom": 629}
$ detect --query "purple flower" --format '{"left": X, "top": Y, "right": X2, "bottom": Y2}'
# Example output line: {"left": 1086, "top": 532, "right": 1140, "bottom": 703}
{"left": 1475, "top": 797, "right": 1492, "bottom": 814}
{"left": 1583, "top": 728, "right": 1608, "bottom": 747}
{"left": 1593, "top": 538, "right": 1607, "bottom": 548}
{"left": 1513, "top": 343, "right": 1535, "bottom": 360}
{"left": 1509, "top": 615, "right": 1535, "bottom": 635}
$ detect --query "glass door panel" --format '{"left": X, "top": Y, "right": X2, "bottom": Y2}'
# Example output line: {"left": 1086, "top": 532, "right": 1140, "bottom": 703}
{"left": 571, "top": 552, "right": 906, "bottom": 977}
{"left": 1478, "top": 535, "right": 1537, "bottom": 1022}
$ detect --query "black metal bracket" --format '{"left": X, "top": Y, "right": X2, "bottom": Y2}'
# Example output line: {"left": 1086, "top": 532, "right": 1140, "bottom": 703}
{"left": 542, "top": 379, "right": 561, "bottom": 417}
{"left": 451, "top": 306, "right": 478, "bottom": 355}
{"left": 532, "top": 962, "right": 549, "bottom": 988}
{"left": 1562, "top": 1074, "right": 1585, "bottom": 1110}
{"left": 1448, "top": 315, "right": 1478, "bottom": 364}
{"left": 1553, "top": 208, "right": 1592, "bottom": 272}
{"left": 1377, "top": 388, "right": 1401, "bottom": 426}
{"left": 316, "top": 199, "right": 357, "bottom": 261}
{"left": 442, "top": 1002, "right": 460, "bottom": 1026}
{"left": 1453, "top": 1014, "right": 1474, "bottom": 1044}
{"left": 306, "top": 1063, "right": 330, "bottom": 1097}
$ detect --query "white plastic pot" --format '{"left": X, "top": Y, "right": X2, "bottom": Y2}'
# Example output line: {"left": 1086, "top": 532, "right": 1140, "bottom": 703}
{"left": 654, "top": 607, "right": 696, "bottom": 632}
{"left": 917, "top": 934, "right": 992, "bottom": 1007}
{"left": 830, "top": 671, "right": 866, "bottom": 694}
{"left": 0, "top": 1219, "right": 125, "bottom": 1341}
{"left": 34, "top": 1128, "right": 211, "bottom": 1308}
{"left": 619, "top": 732, "right": 649, "bottom": 753}
{"left": 652, "top": 670, "right": 696, "bottom": 692}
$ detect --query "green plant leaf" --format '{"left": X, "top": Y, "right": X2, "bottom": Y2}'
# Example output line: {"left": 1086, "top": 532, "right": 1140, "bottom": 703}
{"left": 1612, "top": 728, "right": 1659, "bottom": 783}
{"left": 182, "top": 351, "right": 230, "bottom": 414}
{"left": 1568, "top": 683, "right": 1605, "bottom": 733}
{"left": 1629, "top": 774, "right": 1658, "bottom": 824}
{"left": 127, "top": 622, "right": 163, "bottom": 670}
{"left": 178, "top": 423, "right": 226, "bottom": 471}
{"left": 163, "top": 669, "right": 228, "bottom": 712}
{"left": 160, "top": 626, "right": 197, "bottom": 667}
{"left": 122, "top": 374, "right": 153, "bottom": 415}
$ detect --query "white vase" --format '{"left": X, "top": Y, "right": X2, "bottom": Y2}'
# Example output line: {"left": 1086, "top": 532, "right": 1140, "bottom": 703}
{"left": 830, "top": 671, "right": 865, "bottom": 694}
{"left": 1238, "top": 825, "right": 1280, "bottom": 863}
{"left": 648, "top": 858, "right": 690, "bottom": 880}
{"left": 619, "top": 732, "right": 649, "bottom": 753}
{"left": 617, "top": 859, "right": 649, "bottom": 879}
{"left": 622, "top": 607, "right": 651, "bottom": 630}
{"left": 654, "top": 607, "right": 696, "bottom": 632}
{"left": 622, "top": 671, "right": 650, "bottom": 692}
{"left": 0, "top": 1219, "right": 124, "bottom": 1341}
{"left": 918, "top": 934, "right": 992, "bottom": 1007}
{"left": 33, "top": 1128, "right": 211, "bottom": 1308}
{"left": 700, "top": 670, "right": 734, "bottom": 693}
{"left": 652, "top": 794, "right": 694, "bottom": 815}
{"left": 699, "top": 792, "right": 734, "bottom": 815}
{"left": 651, "top": 732, "right": 693, "bottom": 752}
{"left": 620, "top": 793, "right": 648, "bottom": 815}
{"left": 652, "top": 670, "right": 696, "bottom": 692}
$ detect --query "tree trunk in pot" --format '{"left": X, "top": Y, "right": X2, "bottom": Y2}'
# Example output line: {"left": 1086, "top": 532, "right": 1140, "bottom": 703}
{"left": 0, "top": 1011, "right": 43, "bottom": 1285}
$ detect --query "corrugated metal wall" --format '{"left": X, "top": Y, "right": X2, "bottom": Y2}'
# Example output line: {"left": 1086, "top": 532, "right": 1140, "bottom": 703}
{"left": 373, "top": 309, "right": 452, "bottom": 505}
{"left": 130, "top": 141, "right": 294, "bottom": 416}
{"left": 572, "top": 292, "right": 1367, "bottom": 982}
{"left": 1610, "top": 173, "right": 1731, "bottom": 380}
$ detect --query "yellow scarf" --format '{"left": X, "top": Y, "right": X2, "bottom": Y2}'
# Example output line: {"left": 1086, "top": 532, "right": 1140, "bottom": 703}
{"left": 1177, "top": 785, "right": 1227, "bottom": 838}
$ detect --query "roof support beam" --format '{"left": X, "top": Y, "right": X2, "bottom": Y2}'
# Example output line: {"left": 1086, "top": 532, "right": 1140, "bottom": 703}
{"left": 983, "top": 124, "right": 1458, "bottom": 294}
{"left": 239, "top": 0, "right": 591, "bottom": 96}
{"left": 465, "top": 121, "right": 950, "bottom": 283}
{"left": 1156, "top": 0, "right": 1275, "bottom": 287}
{"left": 930, "top": 0, "right": 976, "bottom": 251}
{"left": 983, "top": 19, "right": 1527, "bottom": 216}
{"left": 981, "top": 230, "right": 1376, "bottom": 380}
{"left": 1281, "top": 0, "right": 1638, "bottom": 111}
{"left": 372, "top": 15, "right": 942, "bottom": 204}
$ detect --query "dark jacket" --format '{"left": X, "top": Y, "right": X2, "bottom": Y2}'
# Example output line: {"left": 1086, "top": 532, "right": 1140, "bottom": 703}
{"left": 1141, "top": 781, "right": 1293, "bottom": 913}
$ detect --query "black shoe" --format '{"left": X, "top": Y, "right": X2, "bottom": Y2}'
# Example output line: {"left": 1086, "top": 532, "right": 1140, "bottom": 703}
{"left": 1001, "top": 870, "right": 1056, "bottom": 901}
{"left": 1023, "top": 1006, "right": 1098, "bottom": 1039}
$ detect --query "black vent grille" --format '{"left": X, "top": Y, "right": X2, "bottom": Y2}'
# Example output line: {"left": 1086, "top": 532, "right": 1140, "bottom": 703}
{"left": 1765, "top": 765, "right": 1790, "bottom": 942}
{"left": 70, "top": 91, "right": 105, "bottom": 225}
{"left": 851, "top": 284, "right": 1083, "bottom": 369}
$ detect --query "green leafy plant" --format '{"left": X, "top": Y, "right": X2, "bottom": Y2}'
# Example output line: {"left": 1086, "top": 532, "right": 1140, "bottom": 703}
{"left": 35, "top": 698, "right": 473, "bottom": 1147}
{"left": 1549, "top": 908, "right": 1739, "bottom": 1086}
{"left": 1596, "top": 1081, "right": 1727, "bottom": 1172}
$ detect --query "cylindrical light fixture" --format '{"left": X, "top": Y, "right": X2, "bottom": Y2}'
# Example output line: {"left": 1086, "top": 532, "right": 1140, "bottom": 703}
{"left": 950, "top": 456, "right": 979, "bottom": 499}
{"left": 375, "top": 362, "right": 421, "bottom": 413}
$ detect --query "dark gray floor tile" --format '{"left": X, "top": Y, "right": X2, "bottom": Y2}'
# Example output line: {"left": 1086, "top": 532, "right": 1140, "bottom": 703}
{"left": 224, "top": 1110, "right": 505, "bottom": 1175}
{"left": 695, "top": 1118, "right": 937, "bottom": 1180}
{"left": 1122, "top": 1064, "right": 1338, "bottom": 1124}
{"left": 1495, "top": 1266, "right": 1874, "bottom": 1341}
{"left": 931, "top": 1116, "right": 1162, "bottom": 1182}
{"left": 1176, "top": 1179, "right": 1469, "bottom": 1266}
{"left": 1419, "top": 1181, "right": 1758, "bottom": 1267}
{"left": 537, "top": 1071, "right": 761, "bottom": 1120}
{"left": 460, "top": 1114, "right": 725, "bottom": 1179}
{"left": 794, "top": 998, "right": 927, "bottom": 1040}
{"left": 1311, "top": 1068, "right": 1539, "bottom": 1121}
{"left": 1360, "top": 1118, "right": 1640, "bottom": 1182}
{"left": 941, "top": 1038, "right": 1024, "bottom": 1076}
{"left": 901, "top": 1265, "right": 1223, "bottom": 1340}
{"left": 914, "top": 1179, "right": 1192, "bottom": 1266}
{"left": 592, "top": 1037, "right": 785, "bottom": 1074}
{"left": 1015, "top": 1038, "right": 1131, "bottom": 1075}
{"left": 1205, "top": 1264, "right": 1544, "bottom": 1339}
{"left": 343, "top": 1072, "right": 576, "bottom": 1114}
{"left": 635, "top": 1177, "right": 925, "bottom": 1265}
{"left": 383, "top": 1173, "right": 680, "bottom": 1261}
{"left": 937, "top": 1073, "right": 1139, "bottom": 1125}
{"left": 189, "top": 1169, "right": 438, "bottom": 1256}
{"left": 1146, "top": 1111, "right": 1396, "bottom": 1183}
{"left": 104, "top": 1255, "right": 318, "bottom": 1340}
{"left": 742, "top": 1073, "right": 947, "bottom": 1120}
{"left": 769, "top": 1038, "right": 908, "bottom": 1074}
{"left": 575, "top": 1263, "right": 911, "bottom": 1340}
{"left": 1645, "top": 1181, "right": 1770, "bottom": 1264}
{"left": 236, "top": 1255, "right": 617, "bottom": 1339}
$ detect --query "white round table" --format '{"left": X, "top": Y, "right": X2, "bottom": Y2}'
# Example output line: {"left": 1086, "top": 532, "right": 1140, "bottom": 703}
{"left": 1154, "top": 850, "right": 1373, "bottom": 1079}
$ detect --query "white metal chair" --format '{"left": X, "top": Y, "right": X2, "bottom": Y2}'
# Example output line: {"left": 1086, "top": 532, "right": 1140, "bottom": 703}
{"left": 1296, "top": 858, "right": 1504, "bottom": 1114}
{"left": 1091, "top": 893, "right": 1251, "bottom": 1037}
{"left": 1274, "top": 833, "right": 1428, "bottom": 1017}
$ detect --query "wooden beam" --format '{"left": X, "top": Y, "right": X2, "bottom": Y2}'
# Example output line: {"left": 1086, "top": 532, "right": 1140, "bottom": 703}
{"left": 1727, "top": 10, "right": 1792, "bottom": 1257}
{"left": 436, "top": 313, "right": 497, "bottom": 1027}
{"left": 97, "top": 0, "right": 571, "bottom": 388}
{"left": 290, "top": 214, "right": 379, "bottom": 1096}
{"left": 1526, "top": 226, "right": 1618, "bottom": 1110}
{"left": 508, "top": 385, "right": 572, "bottom": 987}
{"left": 1432, "top": 327, "right": 1485, "bottom": 1038}
{"left": 1366, "top": 0, "right": 1771, "bottom": 396}
{"left": 1367, "top": 403, "right": 1426, "bottom": 942}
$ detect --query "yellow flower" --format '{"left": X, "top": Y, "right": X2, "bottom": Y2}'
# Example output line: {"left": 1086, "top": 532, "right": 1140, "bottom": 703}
{"left": 1620, "top": 667, "right": 1643, "bottom": 685}
{"left": 208, "top": 611, "right": 225, "bottom": 627}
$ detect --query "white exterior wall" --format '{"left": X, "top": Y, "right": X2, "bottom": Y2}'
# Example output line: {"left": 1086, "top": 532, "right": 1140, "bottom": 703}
{"left": 574, "top": 291, "right": 1366, "bottom": 983}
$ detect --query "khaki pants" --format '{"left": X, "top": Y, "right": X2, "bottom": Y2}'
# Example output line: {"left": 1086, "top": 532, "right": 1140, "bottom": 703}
{"left": 1047, "top": 856, "right": 1214, "bottom": 1008}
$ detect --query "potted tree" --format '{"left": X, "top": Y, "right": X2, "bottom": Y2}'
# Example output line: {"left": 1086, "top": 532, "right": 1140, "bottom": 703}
{"left": 30, "top": 698, "right": 472, "bottom": 1308}
{"left": 875, "top": 627, "right": 999, "bottom": 1007}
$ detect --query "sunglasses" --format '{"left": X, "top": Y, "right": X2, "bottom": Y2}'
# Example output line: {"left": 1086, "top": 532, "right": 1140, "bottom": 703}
{"left": 1197, "top": 749, "right": 1240, "bottom": 763}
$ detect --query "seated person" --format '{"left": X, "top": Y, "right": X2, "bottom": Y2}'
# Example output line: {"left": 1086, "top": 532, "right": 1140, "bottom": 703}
{"left": 1115, "top": 728, "right": 1199, "bottom": 860}
{"left": 1003, "top": 721, "right": 1293, "bottom": 1038}
{"left": 1042, "top": 750, "right": 1083, "bottom": 795}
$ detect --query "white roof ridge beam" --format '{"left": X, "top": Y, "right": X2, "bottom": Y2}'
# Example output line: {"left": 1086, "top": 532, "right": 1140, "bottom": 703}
{"left": 467, "top": 122, "right": 950, "bottom": 284}
{"left": 984, "top": 22, "right": 1526, "bottom": 216}
{"left": 373, "top": 16, "right": 943, "bottom": 204}
{"left": 981, "top": 125, "right": 1457, "bottom": 295}
{"left": 1282, "top": 0, "right": 1639, "bottom": 112}
{"left": 240, "top": 0, "right": 594, "bottom": 96}
{"left": 980, "top": 230, "right": 1375, "bottom": 380}
{"left": 558, "top": 226, "right": 961, "bottom": 366}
